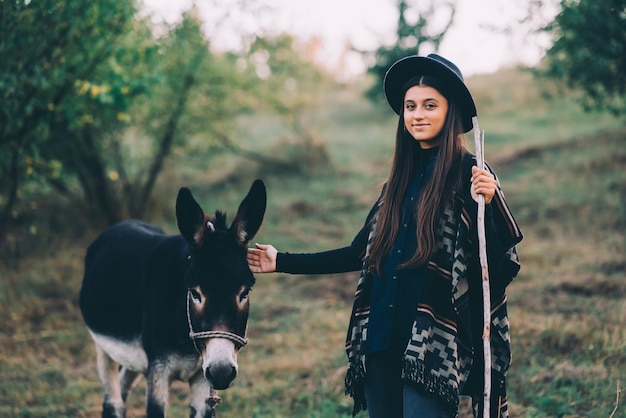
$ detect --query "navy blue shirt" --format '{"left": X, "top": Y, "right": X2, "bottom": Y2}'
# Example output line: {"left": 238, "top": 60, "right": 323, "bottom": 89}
{"left": 365, "top": 147, "right": 437, "bottom": 355}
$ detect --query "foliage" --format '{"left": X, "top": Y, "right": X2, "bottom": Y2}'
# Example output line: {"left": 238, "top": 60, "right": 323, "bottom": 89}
{"left": 85, "top": 8, "right": 248, "bottom": 221}
{"left": 363, "top": 0, "right": 457, "bottom": 102}
{"left": 236, "top": 34, "right": 333, "bottom": 169}
{"left": 0, "top": 1, "right": 331, "bottom": 249}
{"left": 0, "top": 2, "right": 250, "bottom": 228}
{"left": 0, "top": 0, "right": 136, "bottom": 229}
{"left": 539, "top": 0, "right": 626, "bottom": 115}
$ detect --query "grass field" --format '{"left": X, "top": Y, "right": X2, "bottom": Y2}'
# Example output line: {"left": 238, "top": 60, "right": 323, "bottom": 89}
{"left": 1, "top": 67, "right": 625, "bottom": 417}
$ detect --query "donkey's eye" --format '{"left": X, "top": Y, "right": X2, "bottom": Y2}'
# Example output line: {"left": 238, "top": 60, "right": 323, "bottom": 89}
{"left": 239, "top": 288, "right": 251, "bottom": 302}
{"left": 189, "top": 288, "right": 202, "bottom": 303}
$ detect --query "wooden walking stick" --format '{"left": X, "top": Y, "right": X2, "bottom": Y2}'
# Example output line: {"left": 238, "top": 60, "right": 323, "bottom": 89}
{"left": 472, "top": 116, "right": 491, "bottom": 418}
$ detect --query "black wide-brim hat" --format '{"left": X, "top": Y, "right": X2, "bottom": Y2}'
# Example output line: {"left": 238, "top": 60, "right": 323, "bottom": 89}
{"left": 383, "top": 53, "right": 477, "bottom": 133}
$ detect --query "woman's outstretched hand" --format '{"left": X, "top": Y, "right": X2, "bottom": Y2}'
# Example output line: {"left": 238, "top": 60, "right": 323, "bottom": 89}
{"left": 247, "top": 243, "right": 278, "bottom": 273}
{"left": 471, "top": 166, "right": 497, "bottom": 205}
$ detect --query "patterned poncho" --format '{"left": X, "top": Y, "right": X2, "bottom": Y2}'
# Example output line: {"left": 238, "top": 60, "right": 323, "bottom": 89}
{"left": 344, "top": 154, "right": 523, "bottom": 418}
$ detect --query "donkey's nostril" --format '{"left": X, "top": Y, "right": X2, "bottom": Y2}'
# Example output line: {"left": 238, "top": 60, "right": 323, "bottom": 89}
{"left": 205, "top": 365, "right": 237, "bottom": 390}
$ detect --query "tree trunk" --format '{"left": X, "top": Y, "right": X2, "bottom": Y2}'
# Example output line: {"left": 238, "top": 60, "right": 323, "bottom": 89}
{"left": 0, "top": 145, "right": 21, "bottom": 248}
{"left": 132, "top": 68, "right": 197, "bottom": 218}
{"left": 75, "top": 126, "right": 122, "bottom": 225}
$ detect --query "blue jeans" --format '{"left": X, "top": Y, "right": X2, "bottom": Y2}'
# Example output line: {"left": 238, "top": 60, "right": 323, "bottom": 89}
{"left": 365, "top": 351, "right": 453, "bottom": 418}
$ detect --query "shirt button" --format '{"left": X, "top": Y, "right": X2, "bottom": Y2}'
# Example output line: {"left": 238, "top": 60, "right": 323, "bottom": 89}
{"left": 392, "top": 276, "right": 397, "bottom": 280}
{"left": 403, "top": 223, "right": 407, "bottom": 228}
{"left": 388, "top": 304, "right": 394, "bottom": 309}
{"left": 397, "top": 250, "right": 401, "bottom": 254}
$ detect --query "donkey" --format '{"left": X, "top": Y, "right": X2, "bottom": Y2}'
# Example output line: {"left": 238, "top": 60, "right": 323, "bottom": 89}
{"left": 79, "top": 179, "right": 266, "bottom": 418}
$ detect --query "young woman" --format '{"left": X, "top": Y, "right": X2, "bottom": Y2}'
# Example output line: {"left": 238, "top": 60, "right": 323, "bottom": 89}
{"left": 247, "top": 54, "right": 523, "bottom": 418}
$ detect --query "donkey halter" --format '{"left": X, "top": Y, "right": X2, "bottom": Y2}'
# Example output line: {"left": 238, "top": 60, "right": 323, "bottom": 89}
{"left": 186, "top": 290, "right": 248, "bottom": 351}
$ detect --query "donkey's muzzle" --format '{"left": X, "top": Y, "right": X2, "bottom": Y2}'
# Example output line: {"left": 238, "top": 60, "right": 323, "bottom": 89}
{"left": 206, "top": 363, "right": 237, "bottom": 390}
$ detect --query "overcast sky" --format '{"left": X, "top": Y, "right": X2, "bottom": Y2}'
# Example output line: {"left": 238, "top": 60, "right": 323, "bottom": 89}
{"left": 142, "top": 0, "right": 555, "bottom": 78}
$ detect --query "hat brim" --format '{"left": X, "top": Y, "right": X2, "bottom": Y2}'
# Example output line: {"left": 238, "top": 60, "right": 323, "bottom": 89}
{"left": 383, "top": 56, "right": 477, "bottom": 133}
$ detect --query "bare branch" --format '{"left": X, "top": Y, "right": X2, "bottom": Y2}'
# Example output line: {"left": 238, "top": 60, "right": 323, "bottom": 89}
{"left": 609, "top": 380, "right": 621, "bottom": 418}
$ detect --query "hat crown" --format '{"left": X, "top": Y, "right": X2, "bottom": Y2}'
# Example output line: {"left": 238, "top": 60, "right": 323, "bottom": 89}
{"left": 426, "top": 53, "right": 464, "bottom": 82}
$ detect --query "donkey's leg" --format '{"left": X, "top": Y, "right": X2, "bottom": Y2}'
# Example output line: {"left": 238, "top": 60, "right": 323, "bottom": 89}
{"left": 146, "top": 361, "right": 170, "bottom": 418}
{"left": 95, "top": 345, "right": 126, "bottom": 418}
{"left": 188, "top": 370, "right": 217, "bottom": 418}
{"left": 119, "top": 366, "right": 140, "bottom": 403}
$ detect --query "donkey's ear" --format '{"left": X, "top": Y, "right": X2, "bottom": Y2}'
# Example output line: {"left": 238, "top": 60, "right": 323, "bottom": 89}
{"left": 176, "top": 187, "right": 205, "bottom": 246}
{"left": 230, "top": 179, "right": 266, "bottom": 246}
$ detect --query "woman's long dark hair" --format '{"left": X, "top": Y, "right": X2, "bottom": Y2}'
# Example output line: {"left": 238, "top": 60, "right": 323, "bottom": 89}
{"left": 368, "top": 87, "right": 467, "bottom": 274}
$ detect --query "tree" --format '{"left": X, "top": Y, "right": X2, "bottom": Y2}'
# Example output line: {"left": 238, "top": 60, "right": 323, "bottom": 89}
{"left": 207, "top": 34, "right": 334, "bottom": 173}
{"left": 244, "top": 35, "right": 329, "bottom": 141}
{"left": 0, "top": 2, "right": 251, "bottom": 236}
{"left": 363, "top": 0, "right": 457, "bottom": 101}
{"left": 540, "top": 0, "right": 626, "bottom": 115}
{"left": 0, "top": 0, "right": 331, "bottom": 255}
{"left": 0, "top": 0, "right": 136, "bottom": 233}
{"left": 103, "top": 9, "right": 244, "bottom": 220}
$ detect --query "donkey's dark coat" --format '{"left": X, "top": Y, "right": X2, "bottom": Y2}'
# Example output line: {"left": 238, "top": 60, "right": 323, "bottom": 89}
{"left": 79, "top": 180, "right": 266, "bottom": 418}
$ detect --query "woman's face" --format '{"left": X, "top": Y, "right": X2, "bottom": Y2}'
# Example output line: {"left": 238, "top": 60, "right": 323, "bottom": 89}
{"left": 403, "top": 85, "right": 449, "bottom": 149}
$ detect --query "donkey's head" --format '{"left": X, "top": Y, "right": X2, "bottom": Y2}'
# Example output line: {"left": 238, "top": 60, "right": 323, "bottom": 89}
{"left": 176, "top": 179, "right": 266, "bottom": 390}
